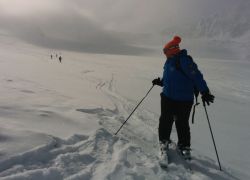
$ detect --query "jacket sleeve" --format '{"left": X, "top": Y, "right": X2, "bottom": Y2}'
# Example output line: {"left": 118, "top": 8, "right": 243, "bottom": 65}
{"left": 179, "top": 56, "right": 209, "bottom": 93}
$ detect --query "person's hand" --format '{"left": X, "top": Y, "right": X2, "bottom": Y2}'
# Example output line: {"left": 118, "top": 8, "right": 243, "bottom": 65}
{"left": 152, "top": 77, "right": 163, "bottom": 87}
{"left": 201, "top": 91, "right": 214, "bottom": 106}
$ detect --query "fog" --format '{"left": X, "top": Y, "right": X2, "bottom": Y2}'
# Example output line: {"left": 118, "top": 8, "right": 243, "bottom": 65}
{"left": 0, "top": 0, "right": 247, "bottom": 55}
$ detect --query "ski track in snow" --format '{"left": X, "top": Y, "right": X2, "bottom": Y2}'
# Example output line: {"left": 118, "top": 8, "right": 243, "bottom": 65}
{"left": 79, "top": 73, "right": 160, "bottom": 154}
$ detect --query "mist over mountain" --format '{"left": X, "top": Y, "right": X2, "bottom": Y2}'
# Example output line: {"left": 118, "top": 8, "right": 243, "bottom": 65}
{"left": 160, "top": 1, "right": 250, "bottom": 60}
{"left": 196, "top": 2, "right": 250, "bottom": 40}
{"left": 0, "top": 0, "right": 249, "bottom": 59}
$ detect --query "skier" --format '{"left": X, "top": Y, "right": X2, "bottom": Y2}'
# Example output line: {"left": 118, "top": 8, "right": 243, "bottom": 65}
{"left": 152, "top": 36, "right": 214, "bottom": 161}
{"left": 59, "top": 56, "right": 62, "bottom": 63}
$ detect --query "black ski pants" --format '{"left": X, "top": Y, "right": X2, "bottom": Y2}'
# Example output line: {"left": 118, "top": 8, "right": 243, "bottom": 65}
{"left": 159, "top": 93, "right": 193, "bottom": 147}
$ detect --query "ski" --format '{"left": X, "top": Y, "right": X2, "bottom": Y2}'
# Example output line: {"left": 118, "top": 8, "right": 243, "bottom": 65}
{"left": 159, "top": 141, "right": 175, "bottom": 169}
{"left": 159, "top": 161, "right": 168, "bottom": 170}
{"left": 159, "top": 146, "right": 169, "bottom": 169}
{"left": 165, "top": 141, "right": 193, "bottom": 172}
{"left": 176, "top": 147, "right": 193, "bottom": 172}
{"left": 182, "top": 158, "right": 193, "bottom": 172}
{"left": 159, "top": 141, "right": 194, "bottom": 172}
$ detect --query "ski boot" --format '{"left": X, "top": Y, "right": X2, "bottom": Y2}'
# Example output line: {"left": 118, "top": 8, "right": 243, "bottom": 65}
{"left": 178, "top": 146, "right": 191, "bottom": 160}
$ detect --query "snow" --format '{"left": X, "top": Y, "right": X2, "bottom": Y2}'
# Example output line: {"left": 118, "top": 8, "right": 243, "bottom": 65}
{"left": 0, "top": 34, "right": 250, "bottom": 179}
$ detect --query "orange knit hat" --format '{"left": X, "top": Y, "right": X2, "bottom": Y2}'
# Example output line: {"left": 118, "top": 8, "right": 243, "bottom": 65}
{"left": 163, "top": 36, "right": 181, "bottom": 57}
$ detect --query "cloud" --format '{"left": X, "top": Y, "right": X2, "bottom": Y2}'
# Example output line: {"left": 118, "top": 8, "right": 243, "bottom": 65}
{"left": 0, "top": 0, "right": 247, "bottom": 55}
{"left": 0, "top": 0, "right": 153, "bottom": 55}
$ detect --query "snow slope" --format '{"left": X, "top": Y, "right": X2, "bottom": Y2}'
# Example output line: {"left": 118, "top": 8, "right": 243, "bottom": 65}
{"left": 0, "top": 34, "right": 249, "bottom": 179}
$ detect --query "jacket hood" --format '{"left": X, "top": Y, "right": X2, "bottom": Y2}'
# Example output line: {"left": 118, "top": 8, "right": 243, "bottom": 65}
{"left": 167, "top": 49, "right": 187, "bottom": 60}
{"left": 179, "top": 49, "right": 187, "bottom": 56}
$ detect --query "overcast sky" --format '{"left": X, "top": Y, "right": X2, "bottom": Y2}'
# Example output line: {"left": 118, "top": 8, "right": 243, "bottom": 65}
{"left": 0, "top": 0, "right": 246, "bottom": 55}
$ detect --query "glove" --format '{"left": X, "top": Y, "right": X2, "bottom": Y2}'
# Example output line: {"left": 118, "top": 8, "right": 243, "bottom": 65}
{"left": 152, "top": 77, "right": 163, "bottom": 87}
{"left": 201, "top": 91, "right": 215, "bottom": 106}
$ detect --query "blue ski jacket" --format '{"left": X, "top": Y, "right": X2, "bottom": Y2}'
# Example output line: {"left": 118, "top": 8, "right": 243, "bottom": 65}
{"left": 162, "top": 49, "right": 209, "bottom": 102}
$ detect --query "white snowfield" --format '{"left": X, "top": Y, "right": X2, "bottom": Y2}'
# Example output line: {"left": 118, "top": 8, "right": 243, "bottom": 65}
{"left": 0, "top": 35, "right": 250, "bottom": 180}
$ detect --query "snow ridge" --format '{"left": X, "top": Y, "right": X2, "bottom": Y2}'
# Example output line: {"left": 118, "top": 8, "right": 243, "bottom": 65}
{"left": 0, "top": 127, "right": 238, "bottom": 180}
{"left": 0, "top": 128, "right": 163, "bottom": 179}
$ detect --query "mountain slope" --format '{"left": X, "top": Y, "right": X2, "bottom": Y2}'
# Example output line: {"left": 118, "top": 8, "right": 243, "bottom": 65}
{"left": 0, "top": 35, "right": 249, "bottom": 179}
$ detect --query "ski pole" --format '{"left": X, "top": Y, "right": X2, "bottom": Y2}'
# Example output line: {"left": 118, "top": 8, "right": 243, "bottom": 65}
{"left": 203, "top": 102, "right": 222, "bottom": 171}
{"left": 191, "top": 95, "right": 200, "bottom": 124}
{"left": 114, "top": 85, "right": 154, "bottom": 135}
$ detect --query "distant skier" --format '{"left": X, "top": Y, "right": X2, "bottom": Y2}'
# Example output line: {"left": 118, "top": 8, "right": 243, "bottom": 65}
{"left": 152, "top": 36, "right": 214, "bottom": 161}
{"left": 51, "top": 54, "right": 53, "bottom": 59}
{"left": 59, "top": 56, "right": 62, "bottom": 63}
